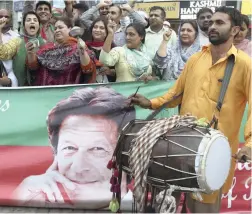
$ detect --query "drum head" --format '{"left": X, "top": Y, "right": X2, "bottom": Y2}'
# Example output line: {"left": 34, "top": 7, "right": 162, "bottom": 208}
{"left": 197, "top": 131, "right": 231, "bottom": 193}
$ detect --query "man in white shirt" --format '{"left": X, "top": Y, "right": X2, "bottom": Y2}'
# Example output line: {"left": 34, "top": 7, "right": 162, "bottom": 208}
{"left": 0, "top": 9, "right": 19, "bottom": 87}
{"left": 196, "top": 7, "right": 213, "bottom": 47}
{"left": 145, "top": 6, "right": 177, "bottom": 60}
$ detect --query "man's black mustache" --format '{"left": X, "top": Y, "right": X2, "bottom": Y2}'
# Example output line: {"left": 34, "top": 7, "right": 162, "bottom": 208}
{"left": 208, "top": 30, "right": 219, "bottom": 35}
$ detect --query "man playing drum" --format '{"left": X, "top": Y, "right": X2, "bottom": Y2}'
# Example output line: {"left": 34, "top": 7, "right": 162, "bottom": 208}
{"left": 130, "top": 6, "right": 251, "bottom": 213}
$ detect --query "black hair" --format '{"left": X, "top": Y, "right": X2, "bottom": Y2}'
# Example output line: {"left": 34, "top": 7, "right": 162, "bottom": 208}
{"left": 180, "top": 20, "right": 198, "bottom": 34}
{"left": 55, "top": 16, "right": 73, "bottom": 28}
{"left": 242, "top": 14, "right": 250, "bottom": 28}
{"left": 149, "top": 6, "right": 166, "bottom": 19}
{"left": 196, "top": 7, "right": 213, "bottom": 19}
{"left": 215, "top": 6, "right": 243, "bottom": 27}
{"left": 47, "top": 87, "right": 136, "bottom": 154}
{"left": 109, "top": 4, "right": 122, "bottom": 15}
{"left": 89, "top": 17, "right": 109, "bottom": 41}
{"left": 73, "top": 2, "right": 89, "bottom": 14}
{"left": 22, "top": 11, "right": 41, "bottom": 28}
{"left": 126, "top": 23, "right": 146, "bottom": 44}
{"left": 35, "top": 1, "right": 52, "bottom": 13}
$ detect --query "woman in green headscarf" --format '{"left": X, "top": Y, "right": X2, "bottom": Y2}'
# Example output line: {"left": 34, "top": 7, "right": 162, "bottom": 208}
{"left": 0, "top": 11, "right": 44, "bottom": 86}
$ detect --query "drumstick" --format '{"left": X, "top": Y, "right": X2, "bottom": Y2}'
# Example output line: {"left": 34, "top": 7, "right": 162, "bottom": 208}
{"left": 117, "top": 86, "right": 140, "bottom": 137}
{"left": 131, "top": 86, "right": 140, "bottom": 103}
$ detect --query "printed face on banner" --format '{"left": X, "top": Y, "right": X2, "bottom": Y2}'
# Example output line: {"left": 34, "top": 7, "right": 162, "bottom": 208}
{"left": 12, "top": 115, "right": 119, "bottom": 209}
{"left": 55, "top": 115, "right": 117, "bottom": 208}
{"left": 0, "top": 83, "right": 249, "bottom": 212}
{"left": 9, "top": 87, "right": 135, "bottom": 209}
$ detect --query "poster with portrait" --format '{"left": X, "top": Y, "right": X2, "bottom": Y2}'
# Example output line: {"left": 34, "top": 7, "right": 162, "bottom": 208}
{"left": 0, "top": 81, "right": 250, "bottom": 212}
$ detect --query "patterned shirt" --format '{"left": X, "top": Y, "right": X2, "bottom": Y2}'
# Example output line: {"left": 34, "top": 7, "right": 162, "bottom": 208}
{"left": 0, "top": 30, "right": 19, "bottom": 87}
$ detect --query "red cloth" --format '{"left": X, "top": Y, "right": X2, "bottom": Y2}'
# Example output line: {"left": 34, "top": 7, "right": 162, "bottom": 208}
{"left": 33, "top": 37, "right": 96, "bottom": 86}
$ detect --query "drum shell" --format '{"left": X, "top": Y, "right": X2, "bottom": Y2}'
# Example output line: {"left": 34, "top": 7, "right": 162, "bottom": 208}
{"left": 117, "top": 121, "right": 211, "bottom": 190}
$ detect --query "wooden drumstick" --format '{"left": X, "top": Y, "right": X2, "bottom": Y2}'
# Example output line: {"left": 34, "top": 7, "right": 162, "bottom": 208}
{"left": 116, "top": 86, "right": 141, "bottom": 132}
{"left": 131, "top": 86, "right": 140, "bottom": 102}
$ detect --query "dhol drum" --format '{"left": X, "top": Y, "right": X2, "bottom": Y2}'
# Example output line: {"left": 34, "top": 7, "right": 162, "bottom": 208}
{"left": 116, "top": 120, "right": 231, "bottom": 194}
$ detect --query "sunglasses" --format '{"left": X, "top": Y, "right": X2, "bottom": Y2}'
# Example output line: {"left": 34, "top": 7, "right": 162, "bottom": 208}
{"left": 0, "top": 15, "right": 10, "bottom": 19}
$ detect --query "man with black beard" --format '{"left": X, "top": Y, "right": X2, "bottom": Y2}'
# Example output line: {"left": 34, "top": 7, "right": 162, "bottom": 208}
{"left": 130, "top": 6, "right": 251, "bottom": 213}
{"left": 197, "top": 7, "right": 213, "bottom": 46}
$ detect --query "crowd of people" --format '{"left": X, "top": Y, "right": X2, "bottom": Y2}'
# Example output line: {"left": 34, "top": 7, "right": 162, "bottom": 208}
{"left": 0, "top": 1, "right": 251, "bottom": 213}
{"left": 130, "top": 5, "right": 251, "bottom": 213}
{"left": 0, "top": 0, "right": 250, "bottom": 87}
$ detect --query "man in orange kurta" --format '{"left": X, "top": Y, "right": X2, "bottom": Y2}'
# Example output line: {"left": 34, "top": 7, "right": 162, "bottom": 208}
{"left": 131, "top": 6, "right": 251, "bottom": 213}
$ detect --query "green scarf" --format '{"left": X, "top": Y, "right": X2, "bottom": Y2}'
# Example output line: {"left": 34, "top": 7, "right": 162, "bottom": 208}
{"left": 123, "top": 44, "right": 152, "bottom": 79}
{"left": 13, "top": 36, "right": 45, "bottom": 86}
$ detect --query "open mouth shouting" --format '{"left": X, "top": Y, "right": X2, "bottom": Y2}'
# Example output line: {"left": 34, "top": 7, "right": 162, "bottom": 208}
{"left": 30, "top": 25, "right": 36, "bottom": 31}
{"left": 24, "top": 14, "right": 40, "bottom": 36}
{"left": 25, "top": 24, "right": 39, "bottom": 36}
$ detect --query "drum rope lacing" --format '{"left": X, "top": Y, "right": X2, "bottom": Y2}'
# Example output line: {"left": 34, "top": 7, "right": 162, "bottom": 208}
{"left": 129, "top": 114, "right": 198, "bottom": 212}
{"left": 122, "top": 127, "right": 211, "bottom": 185}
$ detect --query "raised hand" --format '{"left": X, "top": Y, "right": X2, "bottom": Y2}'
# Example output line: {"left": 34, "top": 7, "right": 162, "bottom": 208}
{"left": 77, "top": 37, "right": 86, "bottom": 54}
{"left": 0, "top": 17, "right": 7, "bottom": 31}
{"left": 107, "top": 19, "right": 117, "bottom": 35}
{"left": 97, "top": 0, "right": 112, "bottom": 9}
{"left": 163, "top": 28, "right": 172, "bottom": 41}
{"left": 120, "top": 4, "right": 133, "bottom": 13}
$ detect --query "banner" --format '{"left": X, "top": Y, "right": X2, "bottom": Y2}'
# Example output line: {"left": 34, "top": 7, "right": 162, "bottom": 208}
{"left": 0, "top": 81, "right": 250, "bottom": 212}
{"left": 134, "top": 1, "right": 180, "bottom": 19}
{"left": 221, "top": 149, "right": 251, "bottom": 213}
{"left": 241, "top": 0, "right": 252, "bottom": 15}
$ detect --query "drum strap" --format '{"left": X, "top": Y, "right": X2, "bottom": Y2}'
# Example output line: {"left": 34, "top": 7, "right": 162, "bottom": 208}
{"left": 147, "top": 54, "right": 235, "bottom": 126}
{"left": 208, "top": 54, "right": 235, "bottom": 129}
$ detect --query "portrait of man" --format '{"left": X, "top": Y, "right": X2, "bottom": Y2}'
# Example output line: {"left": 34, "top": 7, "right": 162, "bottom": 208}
{"left": 12, "top": 86, "right": 136, "bottom": 209}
